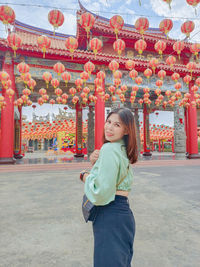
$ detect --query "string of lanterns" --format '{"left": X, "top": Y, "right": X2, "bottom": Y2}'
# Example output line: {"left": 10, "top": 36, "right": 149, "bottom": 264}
{"left": 0, "top": 4, "right": 200, "bottom": 111}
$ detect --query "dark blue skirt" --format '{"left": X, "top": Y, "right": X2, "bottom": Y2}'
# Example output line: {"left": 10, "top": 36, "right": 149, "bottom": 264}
{"left": 92, "top": 195, "right": 135, "bottom": 267}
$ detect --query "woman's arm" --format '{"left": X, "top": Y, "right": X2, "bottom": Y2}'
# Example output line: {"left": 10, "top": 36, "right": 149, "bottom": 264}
{"left": 84, "top": 143, "right": 120, "bottom": 205}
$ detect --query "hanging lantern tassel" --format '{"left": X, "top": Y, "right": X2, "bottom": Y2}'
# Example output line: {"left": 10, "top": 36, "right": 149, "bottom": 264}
{"left": 42, "top": 47, "right": 46, "bottom": 58}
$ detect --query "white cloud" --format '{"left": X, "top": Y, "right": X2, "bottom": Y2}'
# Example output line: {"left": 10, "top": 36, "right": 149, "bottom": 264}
{"left": 150, "top": 0, "right": 200, "bottom": 42}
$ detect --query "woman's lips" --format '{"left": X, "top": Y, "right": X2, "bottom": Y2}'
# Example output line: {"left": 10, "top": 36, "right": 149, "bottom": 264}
{"left": 105, "top": 132, "right": 113, "bottom": 137}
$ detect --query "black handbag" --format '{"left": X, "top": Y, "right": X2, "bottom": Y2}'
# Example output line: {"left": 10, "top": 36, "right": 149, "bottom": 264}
{"left": 82, "top": 165, "right": 129, "bottom": 223}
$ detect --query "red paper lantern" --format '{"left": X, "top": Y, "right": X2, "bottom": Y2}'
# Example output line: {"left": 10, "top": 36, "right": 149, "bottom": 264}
{"left": 109, "top": 60, "right": 119, "bottom": 73}
{"left": 156, "top": 80, "right": 163, "bottom": 88}
{"left": 121, "top": 85, "right": 128, "bottom": 94}
{"left": 17, "top": 62, "right": 29, "bottom": 74}
{"left": 39, "top": 88, "right": 47, "bottom": 96}
{"left": 183, "top": 74, "right": 192, "bottom": 85}
{"left": 195, "top": 77, "right": 200, "bottom": 86}
{"left": 132, "top": 85, "right": 139, "bottom": 92}
{"left": 55, "top": 88, "right": 63, "bottom": 96}
{"left": 0, "top": 5, "right": 15, "bottom": 30}
{"left": 113, "top": 70, "right": 122, "bottom": 80}
{"left": 181, "top": 21, "right": 195, "bottom": 38}
{"left": 134, "top": 39, "right": 147, "bottom": 55}
{"left": 21, "top": 73, "right": 31, "bottom": 84}
{"left": 135, "top": 17, "right": 149, "bottom": 36}
{"left": 166, "top": 56, "right": 176, "bottom": 69}
{"left": 61, "top": 71, "right": 71, "bottom": 86}
{"left": 97, "top": 71, "right": 106, "bottom": 81}
{"left": 125, "top": 60, "right": 135, "bottom": 71}
{"left": 94, "top": 78, "right": 102, "bottom": 89}
{"left": 138, "top": 99, "right": 143, "bottom": 106}
{"left": 72, "top": 95, "right": 79, "bottom": 105}
{"left": 84, "top": 61, "right": 95, "bottom": 75}
{"left": 51, "top": 78, "right": 59, "bottom": 89}
{"left": 75, "top": 78, "right": 83, "bottom": 91}
{"left": 53, "top": 62, "right": 65, "bottom": 76}
{"left": 135, "top": 76, "right": 143, "bottom": 85}
{"left": 48, "top": 10, "right": 64, "bottom": 35}
{"left": 144, "top": 68, "right": 153, "bottom": 79}
{"left": 109, "top": 15, "right": 124, "bottom": 39}
{"left": 83, "top": 87, "right": 90, "bottom": 95}
{"left": 49, "top": 99, "right": 55, "bottom": 105}
{"left": 114, "top": 79, "right": 121, "bottom": 88}
{"left": 62, "top": 93, "right": 69, "bottom": 100}
{"left": 89, "top": 38, "right": 102, "bottom": 58}
{"left": 186, "top": 61, "right": 196, "bottom": 75}
{"left": 174, "top": 82, "right": 182, "bottom": 90}
{"left": 0, "top": 71, "right": 9, "bottom": 84}
{"left": 171, "top": 73, "right": 180, "bottom": 83}
{"left": 69, "top": 87, "right": 77, "bottom": 96}
{"left": 165, "top": 90, "right": 172, "bottom": 98}
{"left": 80, "top": 71, "right": 89, "bottom": 83}
{"left": 3, "top": 79, "right": 11, "bottom": 89}
{"left": 7, "top": 32, "right": 22, "bottom": 57}
{"left": 79, "top": 12, "right": 95, "bottom": 38}
{"left": 37, "top": 35, "right": 51, "bottom": 58}
{"left": 113, "top": 39, "right": 126, "bottom": 58}
{"left": 191, "top": 85, "right": 199, "bottom": 92}
{"left": 27, "top": 79, "right": 36, "bottom": 91}
{"left": 149, "top": 58, "right": 159, "bottom": 73}
{"left": 154, "top": 40, "right": 166, "bottom": 57}
{"left": 159, "top": 19, "right": 173, "bottom": 37}
{"left": 129, "top": 69, "right": 138, "bottom": 81}
{"left": 108, "top": 86, "right": 115, "bottom": 95}
{"left": 22, "top": 88, "right": 31, "bottom": 97}
{"left": 42, "top": 72, "right": 52, "bottom": 88}
{"left": 173, "top": 41, "right": 185, "bottom": 59}
{"left": 186, "top": 0, "right": 200, "bottom": 15}
{"left": 190, "top": 43, "right": 200, "bottom": 60}
{"left": 65, "top": 37, "right": 78, "bottom": 58}
{"left": 157, "top": 70, "right": 166, "bottom": 80}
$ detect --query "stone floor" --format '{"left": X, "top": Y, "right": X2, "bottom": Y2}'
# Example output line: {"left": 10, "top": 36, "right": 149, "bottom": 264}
{"left": 0, "top": 156, "right": 200, "bottom": 267}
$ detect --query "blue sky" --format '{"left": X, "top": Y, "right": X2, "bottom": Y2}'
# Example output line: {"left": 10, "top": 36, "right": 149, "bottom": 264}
{"left": 0, "top": 0, "right": 198, "bottom": 125}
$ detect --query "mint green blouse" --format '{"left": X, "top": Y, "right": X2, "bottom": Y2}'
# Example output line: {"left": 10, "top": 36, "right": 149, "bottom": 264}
{"left": 84, "top": 139, "right": 134, "bottom": 206}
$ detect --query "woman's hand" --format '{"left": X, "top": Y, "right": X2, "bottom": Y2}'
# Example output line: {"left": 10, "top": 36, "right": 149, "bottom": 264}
{"left": 90, "top": 149, "right": 100, "bottom": 165}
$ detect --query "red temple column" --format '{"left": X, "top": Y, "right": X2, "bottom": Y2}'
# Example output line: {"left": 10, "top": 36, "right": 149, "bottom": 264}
{"left": 184, "top": 108, "right": 189, "bottom": 154}
{"left": 187, "top": 81, "right": 200, "bottom": 158}
{"left": 143, "top": 104, "right": 151, "bottom": 156}
{"left": 95, "top": 80, "right": 105, "bottom": 150}
{"left": 0, "top": 54, "right": 16, "bottom": 164}
{"left": 74, "top": 102, "right": 84, "bottom": 157}
{"left": 172, "top": 137, "right": 174, "bottom": 153}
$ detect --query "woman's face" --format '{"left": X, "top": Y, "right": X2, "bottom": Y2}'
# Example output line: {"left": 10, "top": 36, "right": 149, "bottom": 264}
{"left": 104, "top": 113, "right": 127, "bottom": 142}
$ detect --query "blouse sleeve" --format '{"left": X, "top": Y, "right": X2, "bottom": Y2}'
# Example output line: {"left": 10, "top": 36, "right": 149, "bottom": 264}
{"left": 84, "top": 143, "right": 120, "bottom": 206}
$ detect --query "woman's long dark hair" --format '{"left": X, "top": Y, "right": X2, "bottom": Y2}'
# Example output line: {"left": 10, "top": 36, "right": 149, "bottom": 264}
{"left": 102, "top": 107, "right": 138, "bottom": 164}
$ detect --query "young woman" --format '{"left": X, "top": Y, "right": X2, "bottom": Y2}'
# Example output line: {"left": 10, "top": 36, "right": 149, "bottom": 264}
{"left": 80, "top": 107, "right": 138, "bottom": 267}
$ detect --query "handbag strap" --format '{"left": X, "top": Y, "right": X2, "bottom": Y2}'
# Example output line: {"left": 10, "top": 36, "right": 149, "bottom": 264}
{"left": 116, "top": 165, "right": 130, "bottom": 188}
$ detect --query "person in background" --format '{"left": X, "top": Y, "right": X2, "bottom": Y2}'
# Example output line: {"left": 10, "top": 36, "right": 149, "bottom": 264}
{"left": 80, "top": 107, "right": 138, "bottom": 267}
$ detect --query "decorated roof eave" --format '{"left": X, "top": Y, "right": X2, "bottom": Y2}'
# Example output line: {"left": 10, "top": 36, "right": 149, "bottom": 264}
{"left": 0, "top": 41, "right": 199, "bottom": 78}
{"left": 14, "top": 20, "right": 75, "bottom": 39}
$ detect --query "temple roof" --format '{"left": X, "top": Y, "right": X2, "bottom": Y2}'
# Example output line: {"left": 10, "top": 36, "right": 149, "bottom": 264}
{"left": 78, "top": 0, "right": 165, "bottom": 37}
{"left": 0, "top": 2, "right": 199, "bottom": 77}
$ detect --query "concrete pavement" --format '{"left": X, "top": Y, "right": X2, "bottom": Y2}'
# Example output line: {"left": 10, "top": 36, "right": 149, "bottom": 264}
{"left": 0, "top": 158, "right": 200, "bottom": 267}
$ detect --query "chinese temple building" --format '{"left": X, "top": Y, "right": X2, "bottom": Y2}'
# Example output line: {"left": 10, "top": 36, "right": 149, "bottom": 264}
{"left": 0, "top": 1, "right": 200, "bottom": 163}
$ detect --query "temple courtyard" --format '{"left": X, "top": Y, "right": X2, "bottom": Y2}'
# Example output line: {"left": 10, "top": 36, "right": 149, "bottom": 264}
{"left": 0, "top": 156, "right": 200, "bottom": 267}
